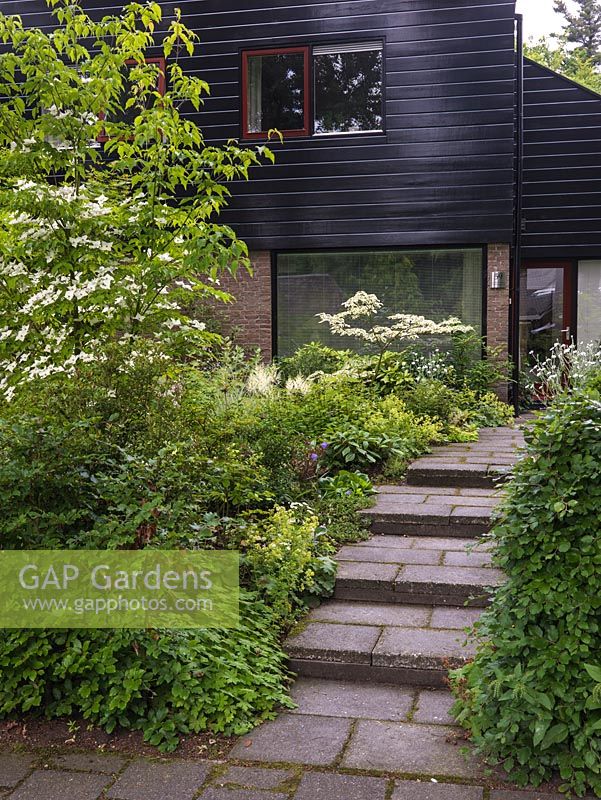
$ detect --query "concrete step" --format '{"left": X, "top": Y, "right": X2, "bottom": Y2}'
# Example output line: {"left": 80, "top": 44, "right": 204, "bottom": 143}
{"left": 406, "top": 461, "right": 511, "bottom": 490}
{"left": 285, "top": 602, "right": 481, "bottom": 686}
{"left": 332, "top": 535, "right": 502, "bottom": 606}
{"left": 361, "top": 486, "right": 501, "bottom": 537}
{"left": 405, "top": 428, "right": 525, "bottom": 489}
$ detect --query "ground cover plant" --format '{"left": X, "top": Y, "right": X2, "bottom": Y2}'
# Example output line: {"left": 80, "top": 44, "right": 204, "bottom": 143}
{"left": 0, "top": 0, "right": 515, "bottom": 752}
{"left": 451, "top": 365, "right": 601, "bottom": 798}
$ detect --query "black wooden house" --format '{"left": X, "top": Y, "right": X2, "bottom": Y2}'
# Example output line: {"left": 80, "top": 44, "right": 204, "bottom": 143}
{"left": 4, "top": 0, "right": 601, "bottom": 398}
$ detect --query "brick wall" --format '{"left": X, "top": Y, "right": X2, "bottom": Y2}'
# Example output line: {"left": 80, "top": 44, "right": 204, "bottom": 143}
{"left": 486, "top": 243, "right": 511, "bottom": 400}
{"left": 486, "top": 243, "right": 510, "bottom": 357}
{"left": 216, "top": 250, "right": 272, "bottom": 357}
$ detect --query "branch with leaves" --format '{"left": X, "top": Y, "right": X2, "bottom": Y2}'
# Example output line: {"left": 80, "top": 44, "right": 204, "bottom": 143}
{"left": 0, "top": 0, "right": 275, "bottom": 401}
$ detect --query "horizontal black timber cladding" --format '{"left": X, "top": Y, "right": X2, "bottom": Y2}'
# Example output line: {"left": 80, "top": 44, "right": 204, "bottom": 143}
{"left": 522, "top": 58, "right": 601, "bottom": 259}
{"left": 3, "top": 0, "right": 518, "bottom": 248}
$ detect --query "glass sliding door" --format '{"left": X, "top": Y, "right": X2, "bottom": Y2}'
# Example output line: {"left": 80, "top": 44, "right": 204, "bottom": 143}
{"left": 578, "top": 261, "right": 601, "bottom": 346}
{"left": 276, "top": 248, "right": 484, "bottom": 356}
{"left": 519, "top": 262, "right": 574, "bottom": 370}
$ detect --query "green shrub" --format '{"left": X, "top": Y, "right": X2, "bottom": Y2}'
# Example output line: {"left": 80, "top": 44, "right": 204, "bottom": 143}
{"left": 313, "top": 494, "right": 372, "bottom": 545}
{"left": 400, "top": 379, "right": 457, "bottom": 424}
{"left": 451, "top": 386, "right": 601, "bottom": 797}
{"left": 319, "top": 470, "right": 375, "bottom": 500}
{"left": 450, "top": 332, "right": 511, "bottom": 395}
{"left": 278, "top": 342, "right": 351, "bottom": 379}
{"left": 457, "top": 389, "right": 515, "bottom": 429}
{"left": 0, "top": 416, "right": 274, "bottom": 550}
{"left": 352, "top": 353, "right": 416, "bottom": 395}
{"left": 0, "top": 593, "right": 292, "bottom": 752}
{"left": 324, "top": 425, "right": 405, "bottom": 470}
{"left": 234, "top": 505, "right": 335, "bottom": 622}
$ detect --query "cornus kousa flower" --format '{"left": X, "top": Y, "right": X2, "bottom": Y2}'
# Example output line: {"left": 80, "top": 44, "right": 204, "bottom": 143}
{"left": 318, "top": 291, "right": 473, "bottom": 374}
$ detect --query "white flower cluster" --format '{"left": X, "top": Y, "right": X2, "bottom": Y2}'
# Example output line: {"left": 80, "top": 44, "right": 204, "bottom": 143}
{"left": 318, "top": 291, "right": 473, "bottom": 350}
{"left": 46, "top": 105, "right": 97, "bottom": 126}
{"left": 9, "top": 138, "right": 36, "bottom": 154}
{"left": 246, "top": 363, "right": 279, "bottom": 396}
{"left": 403, "top": 349, "right": 455, "bottom": 383}
{"left": 69, "top": 234, "right": 113, "bottom": 252}
{"left": 285, "top": 375, "right": 314, "bottom": 395}
{"left": 526, "top": 339, "right": 601, "bottom": 399}
{"left": 0, "top": 173, "right": 215, "bottom": 401}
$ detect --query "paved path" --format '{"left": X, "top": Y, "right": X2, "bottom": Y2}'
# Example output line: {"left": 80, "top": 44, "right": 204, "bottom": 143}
{"left": 1, "top": 425, "right": 590, "bottom": 799}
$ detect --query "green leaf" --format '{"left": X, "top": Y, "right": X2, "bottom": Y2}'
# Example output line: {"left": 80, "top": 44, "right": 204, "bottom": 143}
{"left": 584, "top": 664, "right": 601, "bottom": 683}
{"left": 541, "top": 723, "right": 569, "bottom": 750}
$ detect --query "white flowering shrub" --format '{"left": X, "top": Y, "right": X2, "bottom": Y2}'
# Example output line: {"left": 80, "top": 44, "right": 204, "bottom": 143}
{"left": 525, "top": 340, "right": 601, "bottom": 402}
{"left": 0, "top": 1, "right": 274, "bottom": 400}
{"left": 245, "top": 363, "right": 280, "bottom": 397}
{"left": 317, "top": 291, "right": 473, "bottom": 373}
{"left": 402, "top": 348, "right": 456, "bottom": 383}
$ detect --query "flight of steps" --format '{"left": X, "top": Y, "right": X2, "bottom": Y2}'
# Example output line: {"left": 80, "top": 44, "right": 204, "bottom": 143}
{"left": 285, "top": 426, "right": 525, "bottom": 689}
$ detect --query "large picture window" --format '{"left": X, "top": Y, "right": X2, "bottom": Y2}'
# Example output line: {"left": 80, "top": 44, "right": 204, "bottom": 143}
{"left": 276, "top": 249, "right": 484, "bottom": 356}
{"left": 242, "top": 42, "right": 383, "bottom": 139}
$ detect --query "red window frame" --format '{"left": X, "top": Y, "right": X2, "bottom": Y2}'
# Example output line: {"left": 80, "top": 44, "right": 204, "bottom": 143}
{"left": 98, "top": 57, "right": 167, "bottom": 143}
{"left": 241, "top": 47, "right": 310, "bottom": 140}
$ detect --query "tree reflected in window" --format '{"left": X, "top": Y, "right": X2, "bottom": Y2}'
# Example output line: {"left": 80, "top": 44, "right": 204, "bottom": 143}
{"left": 314, "top": 45, "right": 383, "bottom": 134}
{"left": 245, "top": 49, "right": 308, "bottom": 136}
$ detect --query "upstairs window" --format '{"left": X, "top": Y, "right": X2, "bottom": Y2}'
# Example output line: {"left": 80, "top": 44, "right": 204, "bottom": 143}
{"left": 242, "top": 42, "right": 383, "bottom": 139}
{"left": 313, "top": 42, "right": 383, "bottom": 135}
{"left": 242, "top": 47, "right": 310, "bottom": 138}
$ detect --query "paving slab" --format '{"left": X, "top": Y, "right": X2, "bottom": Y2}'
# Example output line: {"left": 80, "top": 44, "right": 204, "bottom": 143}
{"left": 373, "top": 628, "right": 475, "bottom": 670}
{"left": 336, "top": 561, "right": 399, "bottom": 588}
{"left": 396, "top": 565, "right": 504, "bottom": 597}
{"left": 285, "top": 623, "right": 381, "bottom": 664}
{"left": 457, "top": 488, "right": 504, "bottom": 497}
{"left": 308, "top": 601, "right": 430, "bottom": 628}
{"left": 376, "top": 486, "right": 461, "bottom": 496}
{"left": 412, "top": 538, "right": 479, "bottom": 551}
{"left": 294, "top": 772, "right": 387, "bottom": 800}
{"left": 364, "top": 504, "right": 452, "bottom": 523}
{"left": 413, "top": 690, "right": 458, "bottom": 725}
{"left": 337, "top": 546, "right": 442, "bottom": 565}
{"left": 107, "top": 760, "right": 212, "bottom": 800}
{"left": 374, "top": 492, "right": 430, "bottom": 503}
{"left": 0, "top": 755, "right": 35, "bottom": 788}
{"left": 51, "top": 753, "right": 127, "bottom": 774}
{"left": 290, "top": 678, "right": 413, "bottom": 721}
{"left": 435, "top": 496, "right": 499, "bottom": 508}
{"left": 217, "top": 767, "right": 293, "bottom": 791}
{"left": 230, "top": 714, "right": 352, "bottom": 766}
{"left": 489, "top": 793, "right": 565, "bottom": 800}
{"left": 443, "top": 550, "right": 492, "bottom": 568}
{"left": 430, "top": 607, "right": 482, "bottom": 630}
{"left": 199, "top": 789, "right": 281, "bottom": 800}
{"left": 393, "top": 781, "right": 483, "bottom": 800}
{"left": 450, "top": 507, "right": 491, "bottom": 525}
{"left": 354, "top": 535, "right": 417, "bottom": 549}
{"left": 9, "top": 770, "right": 109, "bottom": 800}
{"left": 342, "top": 720, "right": 483, "bottom": 777}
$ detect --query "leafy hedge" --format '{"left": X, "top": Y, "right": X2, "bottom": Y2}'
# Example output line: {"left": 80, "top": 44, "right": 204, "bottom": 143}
{"left": 0, "top": 593, "right": 292, "bottom": 752}
{"left": 451, "top": 381, "right": 601, "bottom": 798}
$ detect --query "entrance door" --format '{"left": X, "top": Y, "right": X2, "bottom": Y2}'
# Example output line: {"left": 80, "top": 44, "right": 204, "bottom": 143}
{"left": 519, "top": 261, "right": 574, "bottom": 369}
